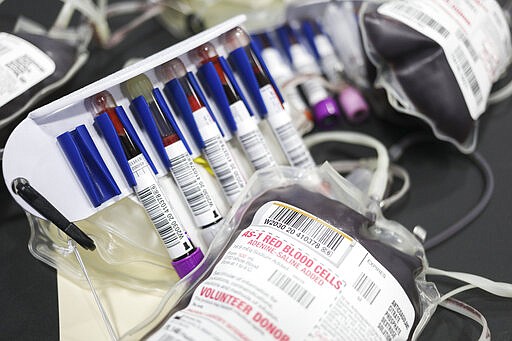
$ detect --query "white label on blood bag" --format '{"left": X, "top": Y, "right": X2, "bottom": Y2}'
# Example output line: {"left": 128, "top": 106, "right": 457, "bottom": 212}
{"left": 230, "top": 100, "right": 276, "bottom": 170}
{"left": 260, "top": 85, "right": 315, "bottom": 169}
{"left": 150, "top": 201, "right": 415, "bottom": 341}
{"left": 166, "top": 141, "right": 221, "bottom": 228}
{"left": 193, "top": 106, "right": 219, "bottom": 141}
{"left": 129, "top": 154, "right": 193, "bottom": 258}
{"left": 0, "top": 32, "right": 56, "bottom": 107}
{"left": 378, "top": 0, "right": 512, "bottom": 119}
{"left": 202, "top": 134, "right": 246, "bottom": 204}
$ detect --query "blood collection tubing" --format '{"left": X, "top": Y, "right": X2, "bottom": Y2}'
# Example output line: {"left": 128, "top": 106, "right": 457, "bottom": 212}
{"left": 123, "top": 74, "right": 223, "bottom": 245}
{"left": 157, "top": 58, "right": 246, "bottom": 205}
{"left": 189, "top": 42, "right": 277, "bottom": 171}
{"left": 223, "top": 27, "right": 315, "bottom": 169}
{"left": 87, "top": 91, "right": 203, "bottom": 277}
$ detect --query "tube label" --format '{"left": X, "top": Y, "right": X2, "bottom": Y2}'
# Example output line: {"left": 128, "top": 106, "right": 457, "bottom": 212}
{"left": 289, "top": 44, "right": 329, "bottom": 105}
{"left": 260, "top": 84, "right": 315, "bottom": 169}
{"left": 149, "top": 201, "right": 415, "bottom": 341}
{"left": 166, "top": 140, "right": 222, "bottom": 228}
{"left": 192, "top": 107, "right": 246, "bottom": 203}
{"left": 0, "top": 32, "right": 56, "bottom": 107}
{"left": 230, "top": 100, "right": 276, "bottom": 170}
{"left": 315, "top": 35, "right": 344, "bottom": 84}
{"left": 128, "top": 154, "right": 193, "bottom": 259}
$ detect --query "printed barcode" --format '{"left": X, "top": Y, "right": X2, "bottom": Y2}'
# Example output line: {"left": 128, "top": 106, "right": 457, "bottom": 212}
{"left": 274, "top": 122, "right": 315, "bottom": 168}
{"left": 453, "top": 46, "right": 483, "bottom": 104}
{"left": 268, "top": 269, "right": 315, "bottom": 308}
{"left": 392, "top": 3, "right": 450, "bottom": 38}
{"left": 238, "top": 129, "right": 276, "bottom": 170}
{"left": 268, "top": 205, "right": 345, "bottom": 252}
{"left": 354, "top": 272, "right": 381, "bottom": 304}
{"left": 203, "top": 135, "right": 244, "bottom": 201}
{"left": 138, "top": 186, "right": 180, "bottom": 248}
{"left": 170, "top": 152, "right": 211, "bottom": 216}
{"left": 455, "top": 30, "right": 479, "bottom": 62}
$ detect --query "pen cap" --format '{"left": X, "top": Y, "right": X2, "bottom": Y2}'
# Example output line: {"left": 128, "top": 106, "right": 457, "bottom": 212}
{"left": 301, "top": 20, "right": 322, "bottom": 61}
{"left": 275, "top": 24, "right": 296, "bottom": 62}
{"left": 172, "top": 247, "right": 204, "bottom": 278}
{"left": 198, "top": 62, "right": 238, "bottom": 133}
{"left": 57, "top": 125, "right": 121, "bottom": 207}
{"left": 131, "top": 96, "right": 172, "bottom": 169}
{"left": 164, "top": 79, "right": 205, "bottom": 149}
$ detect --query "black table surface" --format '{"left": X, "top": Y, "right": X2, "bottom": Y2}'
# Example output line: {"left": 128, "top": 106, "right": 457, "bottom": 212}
{"left": 1, "top": 1, "right": 512, "bottom": 340}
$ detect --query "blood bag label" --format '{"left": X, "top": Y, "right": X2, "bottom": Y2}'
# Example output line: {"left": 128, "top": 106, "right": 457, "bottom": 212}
{"left": 150, "top": 201, "right": 414, "bottom": 341}
{"left": 378, "top": 0, "right": 512, "bottom": 119}
{"left": 0, "top": 32, "right": 56, "bottom": 107}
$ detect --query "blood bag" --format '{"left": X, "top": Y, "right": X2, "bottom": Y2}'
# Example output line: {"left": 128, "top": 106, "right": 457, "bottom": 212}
{"left": 144, "top": 164, "right": 439, "bottom": 340}
{"left": 360, "top": 0, "right": 512, "bottom": 153}
{"left": 0, "top": 18, "right": 89, "bottom": 129}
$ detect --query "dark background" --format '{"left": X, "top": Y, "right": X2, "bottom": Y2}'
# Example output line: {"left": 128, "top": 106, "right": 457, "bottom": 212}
{"left": 1, "top": 1, "right": 511, "bottom": 340}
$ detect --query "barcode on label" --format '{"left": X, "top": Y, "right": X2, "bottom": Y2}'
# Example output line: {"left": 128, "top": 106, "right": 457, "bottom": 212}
{"left": 203, "top": 135, "right": 244, "bottom": 201}
{"left": 138, "top": 186, "right": 180, "bottom": 248}
{"left": 268, "top": 269, "right": 315, "bottom": 308}
{"left": 238, "top": 130, "right": 275, "bottom": 170}
{"left": 452, "top": 46, "right": 483, "bottom": 105}
{"left": 170, "top": 152, "right": 211, "bottom": 216}
{"left": 354, "top": 272, "right": 381, "bottom": 304}
{"left": 7, "top": 54, "right": 45, "bottom": 75}
{"left": 268, "top": 205, "right": 346, "bottom": 253}
{"left": 391, "top": 3, "right": 450, "bottom": 38}
{"left": 274, "top": 122, "right": 315, "bottom": 168}
{"left": 455, "top": 30, "right": 479, "bottom": 63}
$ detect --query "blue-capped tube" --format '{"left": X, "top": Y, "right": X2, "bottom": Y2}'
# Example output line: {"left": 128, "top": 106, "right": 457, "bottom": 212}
{"left": 87, "top": 90, "right": 203, "bottom": 278}
{"left": 122, "top": 74, "right": 224, "bottom": 245}
{"left": 276, "top": 23, "right": 340, "bottom": 128}
{"left": 157, "top": 58, "right": 247, "bottom": 205}
{"left": 252, "top": 32, "right": 314, "bottom": 134}
{"left": 190, "top": 42, "right": 277, "bottom": 171}
{"left": 301, "top": 20, "right": 369, "bottom": 124}
{"left": 223, "top": 26, "right": 315, "bottom": 169}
